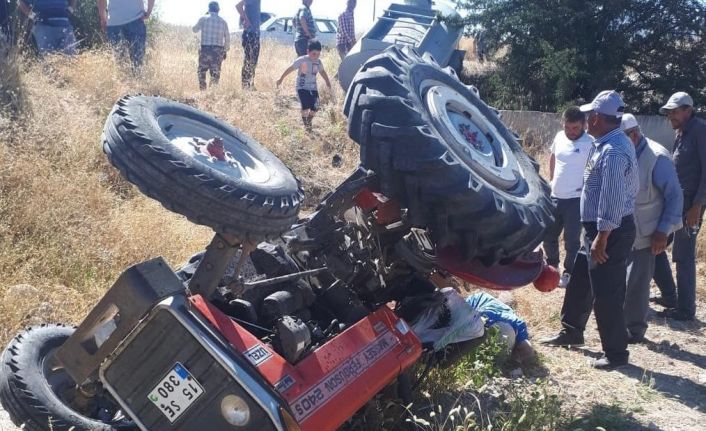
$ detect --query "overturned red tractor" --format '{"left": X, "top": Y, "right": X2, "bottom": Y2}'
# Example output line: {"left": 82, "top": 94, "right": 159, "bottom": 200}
{"left": 0, "top": 47, "right": 557, "bottom": 431}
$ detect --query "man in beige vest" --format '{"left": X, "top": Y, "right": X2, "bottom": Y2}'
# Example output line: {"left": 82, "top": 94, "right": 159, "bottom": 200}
{"left": 621, "top": 114, "right": 683, "bottom": 343}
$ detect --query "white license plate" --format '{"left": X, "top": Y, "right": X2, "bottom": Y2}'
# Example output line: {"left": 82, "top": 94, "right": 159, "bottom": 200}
{"left": 148, "top": 363, "right": 205, "bottom": 423}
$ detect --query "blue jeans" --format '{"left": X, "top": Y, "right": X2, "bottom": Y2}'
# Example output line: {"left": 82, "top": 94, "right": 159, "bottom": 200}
{"left": 543, "top": 197, "right": 582, "bottom": 274}
{"left": 32, "top": 22, "right": 76, "bottom": 55}
{"left": 107, "top": 18, "right": 146, "bottom": 67}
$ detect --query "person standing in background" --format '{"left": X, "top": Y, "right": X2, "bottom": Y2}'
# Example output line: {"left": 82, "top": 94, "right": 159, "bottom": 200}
{"left": 193, "top": 1, "right": 229, "bottom": 91}
{"left": 620, "top": 114, "right": 683, "bottom": 343}
{"left": 293, "top": 0, "right": 315, "bottom": 56}
{"left": 236, "top": 0, "right": 260, "bottom": 90}
{"left": 543, "top": 91, "right": 638, "bottom": 370}
{"left": 543, "top": 106, "right": 593, "bottom": 288}
{"left": 336, "top": 0, "right": 356, "bottom": 59}
{"left": 98, "top": 0, "right": 154, "bottom": 68}
{"left": 653, "top": 92, "right": 706, "bottom": 321}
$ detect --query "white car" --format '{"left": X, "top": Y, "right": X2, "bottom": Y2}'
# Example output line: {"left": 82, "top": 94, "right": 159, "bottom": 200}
{"left": 233, "top": 16, "right": 339, "bottom": 49}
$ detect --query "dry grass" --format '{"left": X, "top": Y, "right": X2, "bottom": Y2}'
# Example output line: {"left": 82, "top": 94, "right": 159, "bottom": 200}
{"left": 1, "top": 28, "right": 705, "bottom": 431}
{"left": 0, "top": 32, "right": 358, "bottom": 342}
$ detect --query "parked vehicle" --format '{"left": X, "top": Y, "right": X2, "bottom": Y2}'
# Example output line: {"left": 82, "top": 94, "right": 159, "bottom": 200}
{"left": 233, "top": 16, "right": 339, "bottom": 49}
{"left": 0, "top": 46, "right": 556, "bottom": 431}
{"left": 238, "top": 11, "right": 277, "bottom": 30}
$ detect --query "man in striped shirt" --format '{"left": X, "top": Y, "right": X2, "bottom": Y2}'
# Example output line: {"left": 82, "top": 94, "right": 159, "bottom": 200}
{"left": 336, "top": 0, "right": 356, "bottom": 59}
{"left": 543, "top": 91, "right": 639, "bottom": 370}
{"left": 193, "top": 2, "right": 230, "bottom": 90}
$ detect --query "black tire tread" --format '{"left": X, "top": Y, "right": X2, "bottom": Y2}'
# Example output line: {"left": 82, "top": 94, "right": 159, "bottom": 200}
{"left": 344, "top": 46, "right": 554, "bottom": 264}
{"left": 103, "top": 95, "right": 304, "bottom": 240}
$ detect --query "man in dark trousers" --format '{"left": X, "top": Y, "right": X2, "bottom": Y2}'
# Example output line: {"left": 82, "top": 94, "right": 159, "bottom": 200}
{"left": 652, "top": 92, "right": 706, "bottom": 321}
{"left": 294, "top": 0, "right": 315, "bottom": 56}
{"left": 0, "top": 0, "right": 11, "bottom": 43}
{"left": 236, "top": 0, "right": 260, "bottom": 90}
{"left": 193, "top": 1, "right": 229, "bottom": 91}
{"left": 542, "top": 91, "right": 639, "bottom": 370}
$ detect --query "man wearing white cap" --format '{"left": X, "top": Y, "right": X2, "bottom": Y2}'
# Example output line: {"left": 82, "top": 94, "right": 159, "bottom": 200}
{"left": 652, "top": 92, "right": 706, "bottom": 321}
{"left": 621, "top": 114, "right": 683, "bottom": 342}
{"left": 543, "top": 90, "right": 638, "bottom": 369}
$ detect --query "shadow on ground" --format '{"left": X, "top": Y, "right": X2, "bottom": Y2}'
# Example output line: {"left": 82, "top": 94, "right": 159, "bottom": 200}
{"left": 617, "top": 364, "right": 706, "bottom": 413}
{"left": 563, "top": 404, "right": 664, "bottom": 431}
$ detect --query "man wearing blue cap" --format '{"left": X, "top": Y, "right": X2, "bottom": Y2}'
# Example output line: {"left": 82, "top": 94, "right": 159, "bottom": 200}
{"left": 543, "top": 91, "right": 639, "bottom": 369}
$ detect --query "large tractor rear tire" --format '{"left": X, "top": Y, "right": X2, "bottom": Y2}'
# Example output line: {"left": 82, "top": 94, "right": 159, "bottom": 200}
{"left": 344, "top": 46, "right": 554, "bottom": 264}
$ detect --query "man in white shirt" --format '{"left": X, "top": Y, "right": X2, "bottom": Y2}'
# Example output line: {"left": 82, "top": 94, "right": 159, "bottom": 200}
{"left": 543, "top": 106, "right": 593, "bottom": 287}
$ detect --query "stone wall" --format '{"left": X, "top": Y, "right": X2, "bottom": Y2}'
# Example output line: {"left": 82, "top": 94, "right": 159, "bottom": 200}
{"left": 500, "top": 110, "right": 676, "bottom": 153}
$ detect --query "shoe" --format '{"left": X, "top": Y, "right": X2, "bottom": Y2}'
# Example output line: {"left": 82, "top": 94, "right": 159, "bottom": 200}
{"left": 627, "top": 334, "right": 645, "bottom": 344}
{"left": 650, "top": 295, "right": 677, "bottom": 308}
{"left": 592, "top": 356, "right": 628, "bottom": 370}
{"left": 657, "top": 309, "right": 694, "bottom": 321}
{"left": 558, "top": 272, "right": 571, "bottom": 288}
{"left": 540, "top": 331, "right": 584, "bottom": 347}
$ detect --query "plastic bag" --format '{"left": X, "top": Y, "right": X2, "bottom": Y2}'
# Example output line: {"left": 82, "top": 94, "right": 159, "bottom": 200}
{"left": 411, "top": 288, "right": 485, "bottom": 351}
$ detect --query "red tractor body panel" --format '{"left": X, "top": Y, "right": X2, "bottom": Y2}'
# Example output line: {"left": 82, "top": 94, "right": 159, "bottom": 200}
{"left": 191, "top": 296, "right": 423, "bottom": 431}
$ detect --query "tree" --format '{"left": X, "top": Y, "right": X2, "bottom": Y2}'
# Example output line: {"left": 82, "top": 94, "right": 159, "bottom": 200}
{"left": 455, "top": 0, "right": 706, "bottom": 114}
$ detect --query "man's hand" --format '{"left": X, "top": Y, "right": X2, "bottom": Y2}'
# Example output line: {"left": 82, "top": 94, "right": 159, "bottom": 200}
{"left": 142, "top": 10, "right": 152, "bottom": 21}
{"left": 275, "top": 78, "right": 283, "bottom": 88}
{"left": 243, "top": 18, "right": 252, "bottom": 30}
{"left": 685, "top": 205, "right": 703, "bottom": 229}
{"left": 591, "top": 234, "right": 609, "bottom": 264}
{"left": 650, "top": 231, "right": 669, "bottom": 255}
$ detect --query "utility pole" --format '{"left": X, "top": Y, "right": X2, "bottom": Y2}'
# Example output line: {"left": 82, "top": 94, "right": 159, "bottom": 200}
{"left": 373, "top": 0, "right": 376, "bottom": 21}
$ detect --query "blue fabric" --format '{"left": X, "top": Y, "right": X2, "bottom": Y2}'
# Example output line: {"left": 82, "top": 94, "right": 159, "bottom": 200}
{"left": 107, "top": 18, "right": 146, "bottom": 67}
{"left": 673, "top": 116, "right": 706, "bottom": 206}
{"left": 25, "top": 0, "right": 69, "bottom": 20}
{"left": 466, "top": 292, "right": 529, "bottom": 343}
{"left": 243, "top": 0, "right": 261, "bottom": 35}
{"left": 580, "top": 127, "right": 639, "bottom": 231}
{"left": 32, "top": 22, "right": 76, "bottom": 55}
{"left": 634, "top": 137, "right": 684, "bottom": 234}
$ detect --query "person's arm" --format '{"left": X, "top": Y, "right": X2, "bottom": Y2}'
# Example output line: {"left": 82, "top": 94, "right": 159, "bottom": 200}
{"left": 593, "top": 151, "right": 630, "bottom": 263}
{"left": 276, "top": 65, "right": 297, "bottom": 87}
{"left": 651, "top": 155, "right": 684, "bottom": 254}
{"left": 97, "top": 0, "right": 107, "bottom": 31}
{"left": 549, "top": 153, "right": 556, "bottom": 181}
{"left": 299, "top": 12, "right": 312, "bottom": 38}
{"left": 143, "top": 0, "right": 154, "bottom": 20}
{"left": 224, "top": 20, "right": 230, "bottom": 51}
{"left": 320, "top": 67, "right": 332, "bottom": 90}
{"left": 346, "top": 13, "right": 356, "bottom": 45}
{"left": 192, "top": 17, "right": 202, "bottom": 33}
{"left": 68, "top": 0, "right": 77, "bottom": 14}
{"left": 236, "top": 0, "right": 250, "bottom": 29}
{"left": 687, "top": 124, "right": 706, "bottom": 227}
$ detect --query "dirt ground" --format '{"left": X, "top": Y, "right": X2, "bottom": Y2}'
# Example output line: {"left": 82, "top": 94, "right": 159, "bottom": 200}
{"left": 510, "top": 288, "right": 706, "bottom": 430}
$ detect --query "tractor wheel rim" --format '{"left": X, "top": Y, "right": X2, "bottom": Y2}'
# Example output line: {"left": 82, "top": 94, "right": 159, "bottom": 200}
{"left": 425, "top": 84, "right": 521, "bottom": 190}
{"left": 157, "top": 114, "right": 272, "bottom": 184}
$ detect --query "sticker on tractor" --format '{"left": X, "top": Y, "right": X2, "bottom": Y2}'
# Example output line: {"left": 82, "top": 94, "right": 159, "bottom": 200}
{"left": 290, "top": 331, "right": 398, "bottom": 422}
{"left": 274, "top": 375, "right": 296, "bottom": 393}
{"left": 243, "top": 344, "right": 272, "bottom": 366}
